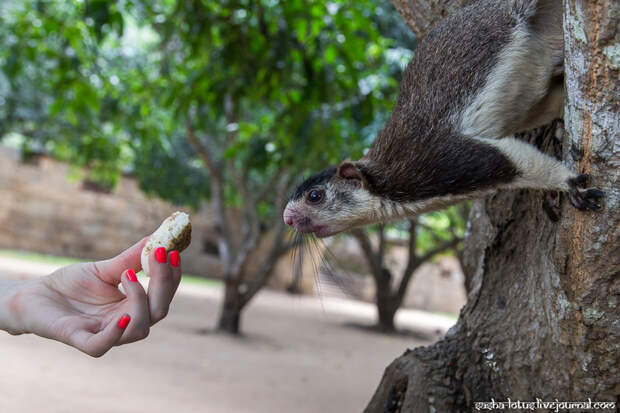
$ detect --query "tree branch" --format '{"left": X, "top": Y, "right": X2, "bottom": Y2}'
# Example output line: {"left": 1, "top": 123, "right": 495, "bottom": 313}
{"left": 234, "top": 177, "right": 262, "bottom": 276}
{"left": 186, "top": 122, "right": 220, "bottom": 180}
{"left": 352, "top": 228, "right": 384, "bottom": 280}
{"left": 377, "top": 224, "right": 386, "bottom": 263}
{"left": 418, "top": 222, "right": 444, "bottom": 243}
{"left": 396, "top": 219, "right": 421, "bottom": 303}
{"left": 240, "top": 219, "right": 289, "bottom": 307}
{"left": 223, "top": 93, "right": 247, "bottom": 190}
{"left": 418, "top": 237, "right": 461, "bottom": 266}
{"left": 186, "top": 119, "right": 235, "bottom": 274}
{"left": 396, "top": 219, "right": 462, "bottom": 304}
{"left": 229, "top": 172, "right": 295, "bottom": 297}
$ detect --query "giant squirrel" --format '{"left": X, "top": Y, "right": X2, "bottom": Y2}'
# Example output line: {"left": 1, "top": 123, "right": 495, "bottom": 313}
{"left": 283, "top": 0, "right": 604, "bottom": 238}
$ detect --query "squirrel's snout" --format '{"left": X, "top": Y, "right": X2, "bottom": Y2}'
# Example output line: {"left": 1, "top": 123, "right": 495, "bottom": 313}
{"left": 284, "top": 215, "right": 294, "bottom": 226}
{"left": 283, "top": 207, "right": 296, "bottom": 227}
{"left": 283, "top": 207, "right": 315, "bottom": 233}
{"left": 283, "top": 206, "right": 332, "bottom": 237}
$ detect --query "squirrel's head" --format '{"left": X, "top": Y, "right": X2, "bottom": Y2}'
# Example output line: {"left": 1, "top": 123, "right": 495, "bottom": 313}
{"left": 283, "top": 162, "right": 382, "bottom": 238}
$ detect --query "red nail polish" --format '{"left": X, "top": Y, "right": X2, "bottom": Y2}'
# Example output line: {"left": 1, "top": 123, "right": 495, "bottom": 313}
{"left": 126, "top": 269, "right": 138, "bottom": 282}
{"left": 155, "top": 247, "right": 167, "bottom": 263}
{"left": 118, "top": 315, "right": 130, "bottom": 329}
{"left": 169, "top": 251, "right": 180, "bottom": 267}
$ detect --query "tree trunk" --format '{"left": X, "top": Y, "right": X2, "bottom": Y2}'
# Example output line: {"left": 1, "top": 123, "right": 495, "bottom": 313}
{"left": 377, "top": 294, "right": 399, "bottom": 332}
{"left": 217, "top": 279, "right": 243, "bottom": 334}
{"left": 375, "top": 266, "right": 397, "bottom": 332}
{"left": 354, "top": 220, "right": 461, "bottom": 332}
{"left": 215, "top": 228, "right": 291, "bottom": 335}
{"left": 365, "top": 1, "right": 619, "bottom": 411}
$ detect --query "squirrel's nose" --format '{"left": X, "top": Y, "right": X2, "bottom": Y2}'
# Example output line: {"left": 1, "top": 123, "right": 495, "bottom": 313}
{"left": 283, "top": 208, "right": 295, "bottom": 226}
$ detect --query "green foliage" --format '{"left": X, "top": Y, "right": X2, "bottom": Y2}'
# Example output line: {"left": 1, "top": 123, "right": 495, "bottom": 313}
{"left": 384, "top": 203, "right": 469, "bottom": 258}
{"left": 415, "top": 205, "right": 468, "bottom": 256}
{"left": 0, "top": 0, "right": 134, "bottom": 186}
{"left": 0, "top": 0, "right": 413, "bottom": 219}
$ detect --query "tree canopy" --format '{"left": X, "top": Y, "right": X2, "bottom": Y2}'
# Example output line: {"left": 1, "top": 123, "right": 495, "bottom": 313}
{"left": 0, "top": 0, "right": 414, "bottom": 213}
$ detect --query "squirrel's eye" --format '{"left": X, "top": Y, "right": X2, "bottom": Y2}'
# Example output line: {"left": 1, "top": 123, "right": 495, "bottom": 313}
{"left": 307, "top": 189, "right": 325, "bottom": 204}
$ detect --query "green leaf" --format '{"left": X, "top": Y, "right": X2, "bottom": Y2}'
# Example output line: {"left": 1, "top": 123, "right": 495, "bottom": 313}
{"left": 295, "top": 19, "right": 308, "bottom": 43}
{"left": 324, "top": 44, "right": 337, "bottom": 63}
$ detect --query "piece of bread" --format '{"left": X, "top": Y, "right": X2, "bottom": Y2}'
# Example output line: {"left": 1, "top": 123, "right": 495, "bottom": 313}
{"left": 141, "top": 211, "right": 192, "bottom": 276}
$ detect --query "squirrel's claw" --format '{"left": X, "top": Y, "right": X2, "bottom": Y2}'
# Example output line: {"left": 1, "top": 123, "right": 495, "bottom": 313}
{"left": 567, "top": 174, "right": 605, "bottom": 211}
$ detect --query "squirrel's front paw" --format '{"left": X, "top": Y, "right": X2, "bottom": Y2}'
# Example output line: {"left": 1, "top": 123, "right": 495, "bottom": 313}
{"left": 567, "top": 174, "right": 605, "bottom": 211}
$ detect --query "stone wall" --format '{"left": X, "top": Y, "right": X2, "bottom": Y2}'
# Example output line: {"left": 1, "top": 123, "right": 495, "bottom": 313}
{"left": 0, "top": 146, "right": 219, "bottom": 278}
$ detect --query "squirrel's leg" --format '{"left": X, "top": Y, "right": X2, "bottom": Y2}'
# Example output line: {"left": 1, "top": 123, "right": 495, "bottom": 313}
{"left": 480, "top": 137, "right": 604, "bottom": 211}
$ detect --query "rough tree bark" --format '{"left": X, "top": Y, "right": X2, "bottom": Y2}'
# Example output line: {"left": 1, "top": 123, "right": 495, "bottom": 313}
{"left": 365, "top": 0, "right": 619, "bottom": 411}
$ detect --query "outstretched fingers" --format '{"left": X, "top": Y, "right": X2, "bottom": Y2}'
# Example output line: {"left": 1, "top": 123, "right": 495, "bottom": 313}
{"left": 147, "top": 248, "right": 182, "bottom": 325}
{"left": 68, "top": 247, "right": 183, "bottom": 356}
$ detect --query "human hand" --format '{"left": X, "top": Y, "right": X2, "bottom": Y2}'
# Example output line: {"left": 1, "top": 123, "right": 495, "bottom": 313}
{"left": 0, "top": 238, "right": 182, "bottom": 357}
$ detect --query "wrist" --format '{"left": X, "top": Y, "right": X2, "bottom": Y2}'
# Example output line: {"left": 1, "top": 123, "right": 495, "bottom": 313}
{"left": 0, "top": 280, "right": 26, "bottom": 335}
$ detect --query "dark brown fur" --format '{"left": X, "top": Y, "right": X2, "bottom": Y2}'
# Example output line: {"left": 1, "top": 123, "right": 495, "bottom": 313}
{"left": 359, "top": 1, "right": 522, "bottom": 203}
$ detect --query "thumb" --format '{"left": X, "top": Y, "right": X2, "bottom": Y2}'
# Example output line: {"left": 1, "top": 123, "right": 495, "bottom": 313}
{"left": 93, "top": 237, "right": 148, "bottom": 285}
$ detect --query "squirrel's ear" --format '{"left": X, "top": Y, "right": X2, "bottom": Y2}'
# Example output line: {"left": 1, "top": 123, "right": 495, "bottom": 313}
{"left": 337, "top": 162, "right": 364, "bottom": 189}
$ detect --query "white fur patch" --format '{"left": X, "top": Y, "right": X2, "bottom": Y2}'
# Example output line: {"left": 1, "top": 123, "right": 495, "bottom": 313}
{"left": 456, "top": 21, "right": 572, "bottom": 193}
{"left": 458, "top": 26, "right": 551, "bottom": 139}
{"left": 477, "top": 137, "right": 573, "bottom": 190}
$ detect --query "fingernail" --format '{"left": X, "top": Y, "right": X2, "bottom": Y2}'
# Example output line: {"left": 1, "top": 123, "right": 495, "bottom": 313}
{"left": 155, "top": 247, "right": 167, "bottom": 263}
{"left": 126, "top": 269, "right": 138, "bottom": 282}
{"left": 169, "top": 250, "right": 180, "bottom": 267}
{"left": 118, "top": 315, "right": 131, "bottom": 329}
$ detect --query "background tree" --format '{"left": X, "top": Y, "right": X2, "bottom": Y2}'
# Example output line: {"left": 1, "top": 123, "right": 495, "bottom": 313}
{"left": 352, "top": 204, "right": 467, "bottom": 332}
{"left": 143, "top": 0, "right": 408, "bottom": 334}
{"left": 0, "top": 1, "right": 136, "bottom": 188}
{"left": 365, "top": 1, "right": 619, "bottom": 411}
{"left": 0, "top": 0, "right": 415, "bottom": 334}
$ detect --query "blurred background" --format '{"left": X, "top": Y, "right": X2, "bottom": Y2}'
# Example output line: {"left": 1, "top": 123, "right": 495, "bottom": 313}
{"left": 0, "top": 1, "right": 467, "bottom": 412}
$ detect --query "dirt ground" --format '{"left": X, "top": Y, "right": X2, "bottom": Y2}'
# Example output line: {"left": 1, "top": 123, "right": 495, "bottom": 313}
{"left": 0, "top": 257, "right": 455, "bottom": 413}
